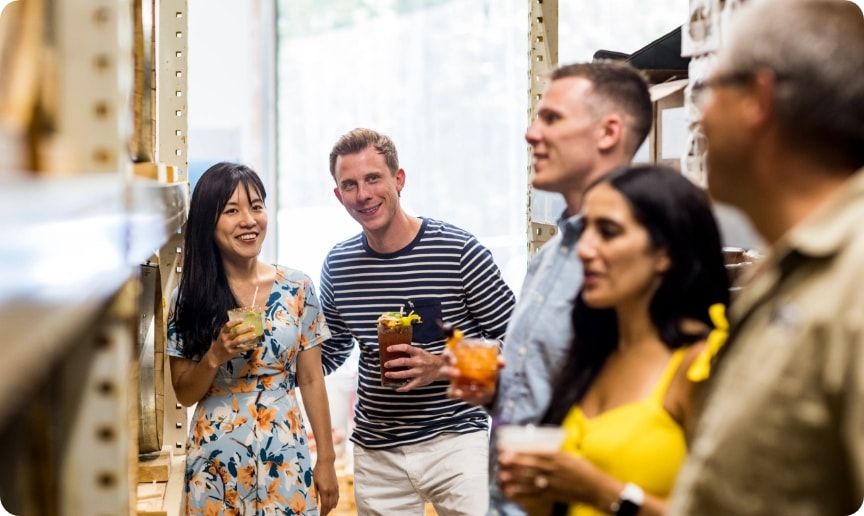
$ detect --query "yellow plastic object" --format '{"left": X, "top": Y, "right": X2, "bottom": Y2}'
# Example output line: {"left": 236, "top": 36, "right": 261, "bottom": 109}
{"left": 377, "top": 311, "right": 422, "bottom": 329}
{"left": 400, "top": 312, "right": 421, "bottom": 326}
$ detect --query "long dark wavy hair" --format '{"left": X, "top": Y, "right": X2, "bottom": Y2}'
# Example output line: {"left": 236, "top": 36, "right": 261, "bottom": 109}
{"left": 171, "top": 162, "right": 266, "bottom": 359}
{"left": 543, "top": 165, "right": 730, "bottom": 426}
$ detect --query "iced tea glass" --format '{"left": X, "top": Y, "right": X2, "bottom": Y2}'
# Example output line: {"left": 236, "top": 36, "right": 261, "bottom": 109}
{"left": 377, "top": 321, "right": 412, "bottom": 388}
{"left": 227, "top": 306, "right": 264, "bottom": 350}
{"left": 451, "top": 338, "right": 499, "bottom": 397}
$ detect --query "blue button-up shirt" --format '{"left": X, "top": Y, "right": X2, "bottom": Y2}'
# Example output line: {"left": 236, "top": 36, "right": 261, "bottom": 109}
{"left": 489, "top": 213, "right": 583, "bottom": 515}
{"left": 495, "top": 213, "right": 583, "bottom": 424}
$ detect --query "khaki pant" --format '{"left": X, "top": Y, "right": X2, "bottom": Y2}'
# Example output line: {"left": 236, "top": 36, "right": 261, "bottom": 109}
{"left": 353, "top": 431, "right": 490, "bottom": 515}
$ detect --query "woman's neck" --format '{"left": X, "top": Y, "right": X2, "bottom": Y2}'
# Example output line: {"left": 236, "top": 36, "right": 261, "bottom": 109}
{"left": 223, "top": 258, "right": 260, "bottom": 283}
{"left": 223, "top": 258, "right": 265, "bottom": 308}
{"left": 614, "top": 296, "right": 661, "bottom": 352}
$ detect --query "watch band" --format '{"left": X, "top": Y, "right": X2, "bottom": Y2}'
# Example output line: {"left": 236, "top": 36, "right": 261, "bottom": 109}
{"left": 610, "top": 482, "right": 645, "bottom": 516}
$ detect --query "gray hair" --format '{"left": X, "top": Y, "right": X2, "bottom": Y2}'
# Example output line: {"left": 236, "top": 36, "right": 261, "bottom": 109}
{"left": 720, "top": 0, "right": 864, "bottom": 167}
{"left": 328, "top": 128, "right": 400, "bottom": 177}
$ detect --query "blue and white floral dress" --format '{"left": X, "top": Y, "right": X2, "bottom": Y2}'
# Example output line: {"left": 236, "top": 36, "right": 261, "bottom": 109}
{"left": 168, "top": 266, "right": 331, "bottom": 515}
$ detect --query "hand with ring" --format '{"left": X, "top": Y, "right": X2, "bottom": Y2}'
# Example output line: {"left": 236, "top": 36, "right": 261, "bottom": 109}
{"left": 534, "top": 475, "right": 549, "bottom": 489}
{"left": 497, "top": 450, "right": 555, "bottom": 515}
{"left": 498, "top": 449, "right": 613, "bottom": 512}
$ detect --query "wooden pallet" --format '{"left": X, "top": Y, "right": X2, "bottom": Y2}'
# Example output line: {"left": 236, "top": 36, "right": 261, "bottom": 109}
{"left": 136, "top": 453, "right": 184, "bottom": 516}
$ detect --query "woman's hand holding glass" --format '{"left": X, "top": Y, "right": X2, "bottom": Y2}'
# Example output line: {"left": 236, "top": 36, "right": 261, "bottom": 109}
{"left": 209, "top": 320, "right": 258, "bottom": 364}
{"left": 498, "top": 450, "right": 609, "bottom": 514}
{"left": 441, "top": 350, "right": 506, "bottom": 406}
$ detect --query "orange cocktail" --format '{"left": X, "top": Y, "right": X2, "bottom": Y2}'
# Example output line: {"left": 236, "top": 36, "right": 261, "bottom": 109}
{"left": 451, "top": 338, "right": 499, "bottom": 397}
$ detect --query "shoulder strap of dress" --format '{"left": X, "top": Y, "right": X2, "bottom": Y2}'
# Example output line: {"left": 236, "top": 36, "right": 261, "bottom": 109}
{"left": 650, "top": 348, "right": 688, "bottom": 404}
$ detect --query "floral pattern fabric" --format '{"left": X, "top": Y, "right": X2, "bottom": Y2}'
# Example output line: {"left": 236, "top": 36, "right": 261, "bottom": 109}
{"left": 167, "top": 266, "right": 331, "bottom": 515}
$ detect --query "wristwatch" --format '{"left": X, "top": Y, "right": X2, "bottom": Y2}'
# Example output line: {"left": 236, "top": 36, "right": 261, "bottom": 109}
{"left": 609, "top": 482, "right": 644, "bottom": 516}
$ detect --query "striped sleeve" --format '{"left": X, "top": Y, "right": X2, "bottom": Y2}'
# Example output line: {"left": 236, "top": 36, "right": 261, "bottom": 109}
{"left": 319, "top": 254, "right": 356, "bottom": 374}
{"left": 460, "top": 236, "right": 516, "bottom": 340}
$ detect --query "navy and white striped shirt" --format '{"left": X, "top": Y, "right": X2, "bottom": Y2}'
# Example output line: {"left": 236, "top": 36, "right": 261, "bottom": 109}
{"left": 320, "top": 218, "right": 516, "bottom": 449}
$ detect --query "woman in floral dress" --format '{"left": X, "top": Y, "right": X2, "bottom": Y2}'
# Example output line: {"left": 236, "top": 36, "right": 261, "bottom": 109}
{"left": 167, "top": 162, "right": 338, "bottom": 515}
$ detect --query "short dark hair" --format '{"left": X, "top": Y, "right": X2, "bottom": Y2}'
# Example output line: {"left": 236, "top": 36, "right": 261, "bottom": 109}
{"left": 171, "top": 162, "right": 266, "bottom": 359}
{"left": 551, "top": 61, "right": 652, "bottom": 158}
{"left": 544, "top": 165, "right": 730, "bottom": 425}
{"left": 328, "top": 128, "right": 399, "bottom": 177}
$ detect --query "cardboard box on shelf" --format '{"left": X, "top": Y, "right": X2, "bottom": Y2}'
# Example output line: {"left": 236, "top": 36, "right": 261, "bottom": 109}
{"left": 648, "top": 79, "right": 689, "bottom": 171}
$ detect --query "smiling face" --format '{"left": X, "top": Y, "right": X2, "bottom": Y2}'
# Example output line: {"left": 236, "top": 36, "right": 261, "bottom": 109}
{"left": 577, "top": 183, "right": 669, "bottom": 310}
{"left": 525, "top": 77, "right": 603, "bottom": 196}
{"left": 333, "top": 145, "right": 405, "bottom": 237}
{"left": 214, "top": 183, "right": 267, "bottom": 262}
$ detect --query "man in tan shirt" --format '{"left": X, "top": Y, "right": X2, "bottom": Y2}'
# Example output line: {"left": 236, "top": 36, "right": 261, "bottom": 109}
{"left": 668, "top": 1, "right": 864, "bottom": 515}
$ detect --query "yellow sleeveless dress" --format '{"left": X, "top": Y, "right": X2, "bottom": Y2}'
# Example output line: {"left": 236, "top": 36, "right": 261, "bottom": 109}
{"left": 561, "top": 349, "right": 688, "bottom": 516}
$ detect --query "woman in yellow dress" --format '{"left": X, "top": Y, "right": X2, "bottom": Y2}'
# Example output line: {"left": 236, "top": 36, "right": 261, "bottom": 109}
{"left": 498, "top": 165, "right": 730, "bottom": 516}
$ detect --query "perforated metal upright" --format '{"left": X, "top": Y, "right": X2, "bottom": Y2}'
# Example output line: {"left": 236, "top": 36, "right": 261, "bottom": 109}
{"left": 154, "top": 0, "right": 190, "bottom": 458}
{"left": 52, "top": 1, "right": 137, "bottom": 514}
{"left": 526, "top": 0, "right": 559, "bottom": 256}
{"left": 155, "top": 0, "right": 188, "bottom": 181}
{"left": 60, "top": 284, "right": 139, "bottom": 516}
{"left": 52, "top": 0, "right": 132, "bottom": 174}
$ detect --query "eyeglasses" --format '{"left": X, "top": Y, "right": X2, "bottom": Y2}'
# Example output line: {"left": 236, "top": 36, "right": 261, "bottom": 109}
{"left": 690, "top": 71, "right": 754, "bottom": 110}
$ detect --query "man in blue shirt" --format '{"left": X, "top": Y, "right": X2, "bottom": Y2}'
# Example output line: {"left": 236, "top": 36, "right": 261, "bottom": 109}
{"left": 450, "top": 61, "right": 651, "bottom": 515}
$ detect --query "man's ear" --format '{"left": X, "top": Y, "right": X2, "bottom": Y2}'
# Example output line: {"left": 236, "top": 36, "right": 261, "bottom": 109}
{"left": 744, "top": 69, "right": 777, "bottom": 130}
{"left": 395, "top": 168, "right": 406, "bottom": 192}
{"left": 333, "top": 186, "right": 343, "bottom": 204}
{"left": 597, "top": 114, "right": 624, "bottom": 152}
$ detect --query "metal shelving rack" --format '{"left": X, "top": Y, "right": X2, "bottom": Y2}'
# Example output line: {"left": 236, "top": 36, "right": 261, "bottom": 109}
{"left": 0, "top": 0, "right": 188, "bottom": 514}
{"left": 526, "top": 0, "right": 559, "bottom": 256}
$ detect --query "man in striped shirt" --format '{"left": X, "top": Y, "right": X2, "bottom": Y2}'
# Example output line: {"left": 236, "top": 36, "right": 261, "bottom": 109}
{"left": 320, "top": 128, "right": 516, "bottom": 515}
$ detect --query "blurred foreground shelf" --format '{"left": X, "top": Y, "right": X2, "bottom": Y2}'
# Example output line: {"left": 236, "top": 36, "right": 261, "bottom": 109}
{"left": 0, "top": 174, "right": 187, "bottom": 426}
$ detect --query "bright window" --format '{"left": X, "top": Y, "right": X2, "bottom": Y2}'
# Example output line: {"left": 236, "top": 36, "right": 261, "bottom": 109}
{"left": 275, "top": 0, "right": 530, "bottom": 291}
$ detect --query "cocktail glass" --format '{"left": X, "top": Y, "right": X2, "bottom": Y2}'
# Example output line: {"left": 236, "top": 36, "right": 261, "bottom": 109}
{"left": 496, "top": 424, "right": 565, "bottom": 454}
{"left": 451, "top": 338, "right": 499, "bottom": 398}
{"left": 377, "top": 315, "right": 413, "bottom": 388}
{"left": 227, "top": 306, "right": 264, "bottom": 350}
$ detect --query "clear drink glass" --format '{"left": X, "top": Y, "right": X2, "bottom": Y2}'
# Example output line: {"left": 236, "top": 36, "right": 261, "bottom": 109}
{"left": 496, "top": 424, "right": 566, "bottom": 454}
{"left": 227, "top": 306, "right": 264, "bottom": 350}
